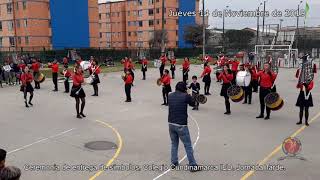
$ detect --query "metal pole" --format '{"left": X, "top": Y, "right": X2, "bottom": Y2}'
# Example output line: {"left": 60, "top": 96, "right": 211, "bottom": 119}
{"left": 262, "top": 1, "right": 266, "bottom": 44}
{"left": 256, "top": 6, "right": 260, "bottom": 45}
{"left": 202, "top": 0, "right": 205, "bottom": 57}
{"left": 222, "top": 6, "right": 228, "bottom": 53}
{"left": 161, "top": 0, "right": 165, "bottom": 55}
{"left": 296, "top": 2, "right": 301, "bottom": 49}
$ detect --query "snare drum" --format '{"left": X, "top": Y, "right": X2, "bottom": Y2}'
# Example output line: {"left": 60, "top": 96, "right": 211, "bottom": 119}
{"left": 154, "top": 59, "right": 161, "bottom": 68}
{"left": 236, "top": 71, "right": 251, "bottom": 87}
{"left": 80, "top": 61, "right": 91, "bottom": 71}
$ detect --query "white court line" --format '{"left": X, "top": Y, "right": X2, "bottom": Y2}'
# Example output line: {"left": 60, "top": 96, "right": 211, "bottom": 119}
{"left": 153, "top": 114, "right": 200, "bottom": 180}
{"left": 8, "top": 128, "right": 75, "bottom": 155}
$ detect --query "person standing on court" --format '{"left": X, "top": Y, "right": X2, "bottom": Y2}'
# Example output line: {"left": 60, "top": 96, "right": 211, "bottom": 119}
{"left": 123, "top": 70, "right": 133, "bottom": 102}
{"left": 48, "top": 60, "right": 59, "bottom": 91}
{"left": 182, "top": 58, "right": 190, "bottom": 83}
{"left": 159, "top": 54, "right": 167, "bottom": 77}
{"left": 170, "top": 57, "right": 176, "bottom": 79}
{"left": 31, "top": 58, "right": 41, "bottom": 89}
{"left": 167, "top": 82, "right": 202, "bottom": 172}
{"left": 141, "top": 57, "right": 148, "bottom": 80}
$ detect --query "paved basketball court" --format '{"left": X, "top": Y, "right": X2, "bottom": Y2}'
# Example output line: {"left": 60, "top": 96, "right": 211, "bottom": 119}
{"left": 1, "top": 65, "right": 319, "bottom": 180}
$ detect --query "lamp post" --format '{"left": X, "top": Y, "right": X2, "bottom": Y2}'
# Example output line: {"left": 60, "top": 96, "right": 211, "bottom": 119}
{"left": 222, "top": 5, "right": 229, "bottom": 53}
{"left": 296, "top": 0, "right": 303, "bottom": 49}
{"left": 202, "top": 0, "right": 206, "bottom": 57}
{"left": 256, "top": 2, "right": 263, "bottom": 45}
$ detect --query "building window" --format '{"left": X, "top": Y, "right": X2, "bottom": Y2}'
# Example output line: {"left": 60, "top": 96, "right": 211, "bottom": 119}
{"left": 106, "top": 13, "right": 110, "bottom": 18}
{"left": 156, "top": 19, "right": 160, "bottom": 25}
{"left": 99, "top": 14, "right": 101, "bottom": 20}
{"left": 17, "top": 37, "right": 21, "bottom": 44}
{"left": 9, "top": 37, "right": 15, "bottom": 47}
{"left": 7, "top": 3, "right": 13, "bottom": 14}
{"left": 156, "top": 8, "right": 160, "bottom": 14}
{"left": 23, "top": 19, "right": 27, "bottom": 27}
{"left": 148, "top": 9, "right": 154, "bottom": 16}
{"left": 22, "top": 1, "right": 27, "bottom": 10}
{"left": 149, "top": 20, "right": 154, "bottom": 26}
{"left": 0, "top": 37, "right": 2, "bottom": 47}
{"left": 117, "top": 12, "right": 120, "bottom": 17}
{"left": 25, "top": 37, "right": 29, "bottom": 45}
{"left": 138, "top": 10, "right": 142, "bottom": 17}
{"left": 100, "top": 32, "right": 102, "bottom": 38}
{"left": 0, "top": 22, "right": 2, "bottom": 31}
{"left": 138, "top": 0, "right": 142, "bottom": 5}
{"left": 16, "top": 20, "right": 20, "bottom": 28}
{"left": 138, "top": 21, "right": 143, "bottom": 27}
{"left": 127, "top": 11, "right": 130, "bottom": 16}
{"left": 128, "top": 32, "right": 131, "bottom": 36}
{"left": 16, "top": 2, "right": 19, "bottom": 11}
{"left": 7, "top": 21, "right": 13, "bottom": 31}
{"left": 148, "top": 0, "right": 154, "bottom": 5}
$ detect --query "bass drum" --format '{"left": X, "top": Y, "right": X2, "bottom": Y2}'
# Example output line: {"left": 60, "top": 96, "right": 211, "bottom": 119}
{"left": 154, "top": 59, "right": 161, "bottom": 68}
{"left": 80, "top": 61, "right": 91, "bottom": 71}
{"left": 236, "top": 71, "right": 251, "bottom": 87}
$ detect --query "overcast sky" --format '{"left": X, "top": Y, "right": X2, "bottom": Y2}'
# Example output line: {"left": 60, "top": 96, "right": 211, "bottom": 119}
{"left": 204, "top": 0, "right": 320, "bottom": 29}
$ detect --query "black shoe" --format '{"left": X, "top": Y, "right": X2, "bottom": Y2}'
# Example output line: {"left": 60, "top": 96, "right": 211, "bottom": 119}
{"left": 64, "top": 91, "right": 69, "bottom": 93}
{"left": 224, "top": 111, "right": 231, "bottom": 115}
{"left": 28, "top": 102, "right": 33, "bottom": 106}
{"left": 256, "top": 115, "right": 264, "bottom": 118}
{"left": 305, "top": 122, "right": 309, "bottom": 126}
{"left": 125, "top": 100, "right": 132, "bottom": 102}
{"left": 91, "top": 94, "right": 98, "bottom": 96}
{"left": 296, "top": 121, "right": 302, "bottom": 125}
{"left": 53, "top": 89, "right": 58, "bottom": 92}
{"left": 189, "top": 165, "right": 203, "bottom": 173}
{"left": 80, "top": 113, "right": 86, "bottom": 118}
{"left": 264, "top": 116, "right": 270, "bottom": 120}
{"left": 25, "top": 102, "right": 29, "bottom": 108}
{"left": 192, "top": 107, "right": 196, "bottom": 110}
{"left": 243, "top": 102, "right": 247, "bottom": 104}
{"left": 207, "top": 93, "right": 212, "bottom": 95}
{"left": 77, "top": 114, "right": 82, "bottom": 119}
{"left": 171, "top": 163, "right": 179, "bottom": 170}
{"left": 248, "top": 102, "right": 251, "bottom": 104}
{"left": 161, "top": 103, "right": 166, "bottom": 106}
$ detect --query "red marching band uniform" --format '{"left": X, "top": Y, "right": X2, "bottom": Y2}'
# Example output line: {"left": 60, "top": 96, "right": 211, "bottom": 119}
{"left": 159, "top": 55, "right": 167, "bottom": 77}
{"left": 141, "top": 58, "right": 148, "bottom": 80}
{"left": 200, "top": 64, "right": 212, "bottom": 95}
{"left": 124, "top": 72, "right": 133, "bottom": 102}
{"left": 170, "top": 58, "right": 176, "bottom": 79}
{"left": 182, "top": 58, "right": 190, "bottom": 83}
{"left": 202, "top": 55, "right": 212, "bottom": 64}
{"left": 160, "top": 72, "right": 172, "bottom": 105}
{"left": 218, "top": 70, "right": 233, "bottom": 114}
{"left": 21, "top": 70, "right": 34, "bottom": 107}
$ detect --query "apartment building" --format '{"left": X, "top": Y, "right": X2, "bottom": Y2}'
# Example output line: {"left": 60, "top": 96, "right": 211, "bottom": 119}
{"left": 99, "top": 0, "right": 203, "bottom": 49}
{"left": 0, "top": 0, "right": 99, "bottom": 50}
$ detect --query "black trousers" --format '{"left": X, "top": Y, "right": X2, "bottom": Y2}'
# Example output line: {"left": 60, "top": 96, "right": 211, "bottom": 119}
{"left": 204, "top": 82, "right": 211, "bottom": 94}
{"left": 33, "top": 72, "right": 40, "bottom": 89}
{"left": 183, "top": 70, "right": 188, "bottom": 83}
{"left": 259, "top": 87, "right": 271, "bottom": 117}
{"left": 244, "top": 85, "right": 252, "bottom": 103}
{"left": 252, "top": 80, "right": 259, "bottom": 92}
{"left": 159, "top": 64, "right": 165, "bottom": 77}
{"left": 224, "top": 96, "right": 231, "bottom": 113}
{"left": 299, "top": 106, "right": 309, "bottom": 123}
{"left": 142, "top": 70, "right": 146, "bottom": 80}
{"left": 171, "top": 70, "right": 175, "bottom": 79}
{"left": 125, "top": 84, "right": 132, "bottom": 101}
{"left": 162, "top": 88, "right": 169, "bottom": 104}
{"left": 52, "top": 72, "right": 58, "bottom": 90}
{"left": 64, "top": 78, "right": 70, "bottom": 93}
{"left": 92, "top": 83, "right": 98, "bottom": 95}
{"left": 129, "top": 69, "right": 134, "bottom": 82}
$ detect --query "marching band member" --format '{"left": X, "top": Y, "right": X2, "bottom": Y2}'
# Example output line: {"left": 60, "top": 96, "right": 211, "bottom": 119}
{"left": 121, "top": 57, "right": 129, "bottom": 73}
{"left": 141, "top": 57, "right": 148, "bottom": 80}
{"left": 215, "top": 55, "right": 226, "bottom": 82}
{"left": 159, "top": 54, "right": 167, "bottom": 77}
{"left": 170, "top": 57, "right": 176, "bottom": 79}
{"left": 229, "top": 59, "right": 240, "bottom": 83}
{"left": 251, "top": 65, "right": 259, "bottom": 93}
{"left": 182, "top": 57, "right": 190, "bottom": 83}
{"left": 123, "top": 70, "right": 133, "bottom": 102}
{"left": 243, "top": 64, "right": 254, "bottom": 104}
{"left": 202, "top": 55, "right": 212, "bottom": 64}
{"left": 89, "top": 60, "right": 101, "bottom": 96}
{"left": 61, "top": 65, "right": 71, "bottom": 93}
{"left": 20, "top": 67, "right": 34, "bottom": 108}
{"left": 161, "top": 69, "right": 172, "bottom": 106}
{"left": 218, "top": 65, "right": 233, "bottom": 115}
{"left": 296, "top": 81, "right": 314, "bottom": 126}
{"left": 31, "top": 59, "right": 41, "bottom": 89}
{"left": 188, "top": 76, "right": 200, "bottom": 110}
{"left": 63, "top": 57, "right": 69, "bottom": 66}
{"left": 200, "top": 62, "right": 212, "bottom": 95}
{"left": 48, "top": 60, "right": 59, "bottom": 91}
{"left": 256, "top": 63, "right": 277, "bottom": 120}
{"left": 70, "top": 65, "right": 86, "bottom": 119}
{"left": 128, "top": 58, "right": 135, "bottom": 83}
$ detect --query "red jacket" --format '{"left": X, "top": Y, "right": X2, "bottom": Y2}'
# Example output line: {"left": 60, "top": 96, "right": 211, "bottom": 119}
{"left": 182, "top": 60, "right": 190, "bottom": 70}
{"left": 257, "top": 71, "right": 277, "bottom": 88}
{"left": 31, "top": 62, "right": 40, "bottom": 72}
{"left": 161, "top": 74, "right": 171, "bottom": 85}
{"left": 49, "top": 63, "right": 59, "bottom": 73}
{"left": 251, "top": 66, "right": 258, "bottom": 80}
{"left": 18, "top": 63, "right": 26, "bottom": 71}
{"left": 72, "top": 73, "right": 84, "bottom": 86}
{"left": 63, "top": 69, "right": 72, "bottom": 78}
{"left": 170, "top": 59, "right": 176, "bottom": 65}
{"left": 160, "top": 56, "right": 167, "bottom": 65}
{"left": 89, "top": 65, "right": 101, "bottom": 75}
{"left": 21, "top": 73, "right": 33, "bottom": 85}
{"left": 297, "top": 80, "right": 314, "bottom": 91}
{"left": 229, "top": 61, "right": 240, "bottom": 72}
{"left": 122, "top": 60, "right": 129, "bottom": 69}
{"left": 141, "top": 59, "right": 148, "bottom": 65}
{"left": 218, "top": 72, "right": 233, "bottom": 84}
{"left": 203, "top": 56, "right": 212, "bottom": 63}
{"left": 201, "top": 66, "right": 212, "bottom": 78}
{"left": 125, "top": 74, "right": 133, "bottom": 84}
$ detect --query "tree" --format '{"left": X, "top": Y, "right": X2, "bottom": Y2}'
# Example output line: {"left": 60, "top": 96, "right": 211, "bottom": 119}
{"left": 184, "top": 25, "right": 212, "bottom": 48}
{"left": 149, "top": 30, "right": 168, "bottom": 49}
{"left": 225, "top": 30, "right": 255, "bottom": 49}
